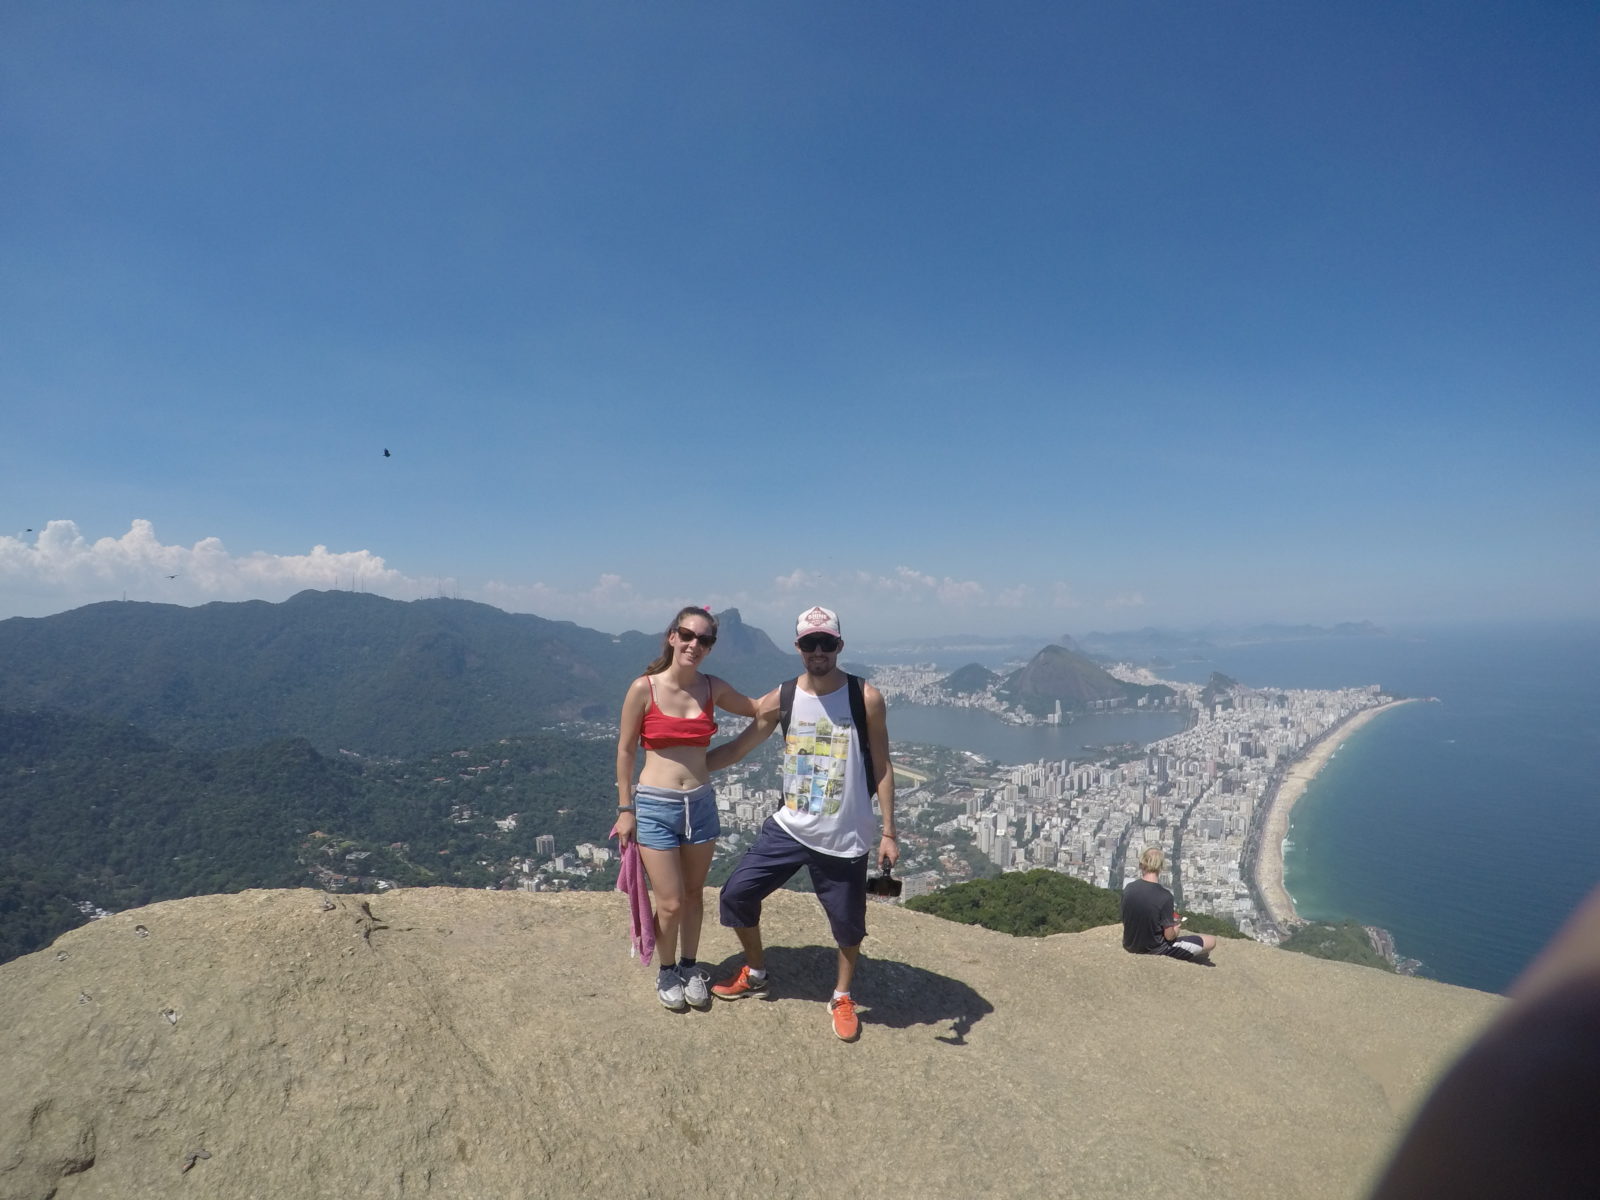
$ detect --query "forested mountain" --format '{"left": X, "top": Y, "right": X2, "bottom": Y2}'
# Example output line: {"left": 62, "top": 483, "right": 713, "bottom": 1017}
{"left": 0, "top": 591, "right": 796, "bottom": 756}
{"left": 940, "top": 662, "right": 1000, "bottom": 695}
{"left": 0, "top": 706, "right": 619, "bottom": 964}
{"left": 998, "top": 644, "right": 1176, "bottom": 717}
{"left": 1278, "top": 920, "right": 1396, "bottom": 972}
{"left": 0, "top": 593, "right": 811, "bottom": 964}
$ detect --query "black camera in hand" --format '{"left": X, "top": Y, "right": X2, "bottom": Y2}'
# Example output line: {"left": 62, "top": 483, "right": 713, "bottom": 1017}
{"left": 866, "top": 866, "right": 902, "bottom": 898}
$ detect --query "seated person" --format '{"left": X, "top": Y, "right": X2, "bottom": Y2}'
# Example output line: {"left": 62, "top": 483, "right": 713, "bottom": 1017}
{"left": 1121, "top": 846, "right": 1216, "bottom": 963}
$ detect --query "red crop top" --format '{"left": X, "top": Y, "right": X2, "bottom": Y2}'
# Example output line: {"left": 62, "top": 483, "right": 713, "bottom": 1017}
{"left": 639, "top": 676, "right": 719, "bottom": 749}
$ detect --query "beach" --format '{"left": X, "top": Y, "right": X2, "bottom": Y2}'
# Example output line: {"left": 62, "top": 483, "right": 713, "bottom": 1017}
{"left": 1254, "top": 699, "right": 1419, "bottom": 927}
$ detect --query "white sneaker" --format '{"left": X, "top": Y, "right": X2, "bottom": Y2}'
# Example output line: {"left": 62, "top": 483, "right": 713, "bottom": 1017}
{"left": 657, "top": 966, "right": 687, "bottom": 1012}
{"left": 683, "top": 966, "right": 712, "bottom": 1010}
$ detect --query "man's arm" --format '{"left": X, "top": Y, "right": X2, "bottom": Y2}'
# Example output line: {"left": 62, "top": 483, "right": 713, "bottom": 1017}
{"left": 1162, "top": 895, "right": 1182, "bottom": 940}
{"left": 707, "top": 686, "right": 781, "bottom": 772}
{"left": 862, "top": 682, "right": 898, "bottom": 869}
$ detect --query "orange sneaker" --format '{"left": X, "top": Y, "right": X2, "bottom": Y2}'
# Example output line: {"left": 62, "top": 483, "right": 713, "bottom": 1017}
{"left": 829, "top": 994, "right": 860, "bottom": 1042}
{"left": 711, "top": 964, "right": 769, "bottom": 1001}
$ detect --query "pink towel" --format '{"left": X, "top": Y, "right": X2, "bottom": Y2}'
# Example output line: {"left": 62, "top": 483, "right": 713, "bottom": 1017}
{"left": 610, "top": 828, "right": 656, "bottom": 967}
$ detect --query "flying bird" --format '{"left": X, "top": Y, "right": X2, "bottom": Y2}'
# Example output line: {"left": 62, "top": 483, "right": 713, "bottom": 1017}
{"left": 383, "top": 448, "right": 391, "bottom": 457}
{"left": 166, "top": 574, "right": 179, "bottom": 580}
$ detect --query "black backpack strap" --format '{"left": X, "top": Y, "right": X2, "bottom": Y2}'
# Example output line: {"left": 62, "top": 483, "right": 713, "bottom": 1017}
{"left": 847, "top": 674, "right": 878, "bottom": 800}
{"left": 778, "top": 677, "right": 797, "bottom": 738}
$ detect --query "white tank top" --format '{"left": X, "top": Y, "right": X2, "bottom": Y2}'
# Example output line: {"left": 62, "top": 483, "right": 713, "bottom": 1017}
{"left": 773, "top": 681, "right": 875, "bottom": 858}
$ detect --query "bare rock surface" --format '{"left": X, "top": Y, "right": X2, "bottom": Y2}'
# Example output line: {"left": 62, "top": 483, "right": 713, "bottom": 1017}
{"left": 0, "top": 888, "right": 1500, "bottom": 1200}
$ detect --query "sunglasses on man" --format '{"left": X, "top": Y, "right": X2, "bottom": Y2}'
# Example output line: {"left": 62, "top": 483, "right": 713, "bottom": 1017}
{"left": 674, "top": 626, "right": 717, "bottom": 647}
{"left": 797, "top": 634, "right": 841, "bottom": 653}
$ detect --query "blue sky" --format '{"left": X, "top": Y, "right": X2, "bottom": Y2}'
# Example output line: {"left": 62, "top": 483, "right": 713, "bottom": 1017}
{"left": 3, "top": 2, "right": 1595, "bottom": 640}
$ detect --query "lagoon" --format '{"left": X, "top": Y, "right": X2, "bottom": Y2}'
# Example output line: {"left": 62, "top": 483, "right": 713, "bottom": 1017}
{"left": 886, "top": 703, "right": 1190, "bottom": 765}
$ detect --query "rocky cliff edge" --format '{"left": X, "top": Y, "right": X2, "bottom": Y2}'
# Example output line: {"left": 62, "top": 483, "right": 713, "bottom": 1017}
{"left": 0, "top": 888, "right": 1501, "bottom": 1200}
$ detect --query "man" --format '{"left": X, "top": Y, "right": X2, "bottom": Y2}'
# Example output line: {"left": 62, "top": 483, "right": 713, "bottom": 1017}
{"left": 706, "top": 605, "right": 898, "bottom": 1041}
{"left": 1121, "top": 846, "right": 1216, "bottom": 964}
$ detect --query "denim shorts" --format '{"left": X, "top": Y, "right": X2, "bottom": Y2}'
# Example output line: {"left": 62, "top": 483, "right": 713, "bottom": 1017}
{"left": 633, "top": 783, "right": 720, "bottom": 849}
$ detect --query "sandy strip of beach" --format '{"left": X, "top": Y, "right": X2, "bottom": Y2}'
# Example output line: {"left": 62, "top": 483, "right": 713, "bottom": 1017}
{"left": 1254, "top": 699, "right": 1420, "bottom": 927}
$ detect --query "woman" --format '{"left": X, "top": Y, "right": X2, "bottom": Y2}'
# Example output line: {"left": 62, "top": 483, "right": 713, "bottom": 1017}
{"left": 615, "top": 606, "right": 755, "bottom": 1010}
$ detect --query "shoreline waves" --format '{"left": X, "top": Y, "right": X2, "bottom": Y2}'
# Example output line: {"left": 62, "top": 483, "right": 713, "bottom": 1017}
{"left": 1253, "top": 699, "right": 1420, "bottom": 928}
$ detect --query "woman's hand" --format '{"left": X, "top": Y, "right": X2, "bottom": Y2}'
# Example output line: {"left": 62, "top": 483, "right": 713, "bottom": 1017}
{"left": 613, "top": 810, "right": 637, "bottom": 846}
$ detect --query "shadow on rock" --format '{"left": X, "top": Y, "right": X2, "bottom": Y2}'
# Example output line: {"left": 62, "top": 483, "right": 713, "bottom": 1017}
{"left": 715, "top": 945, "right": 994, "bottom": 1046}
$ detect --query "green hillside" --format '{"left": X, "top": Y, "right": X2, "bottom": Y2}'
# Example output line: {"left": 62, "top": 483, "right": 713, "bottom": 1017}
{"left": 941, "top": 662, "right": 1000, "bottom": 695}
{"left": 0, "top": 707, "right": 618, "bottom": 965}
{"left": 1279, "top": 920, "right": 1396, "bottom": 972}
{"left": 0, "top": 592, "right": 796, "bottom": 756}
{"left": 998, "top": 644, "right": 1177, "bottom": 717}
{"left": 906, "top": 868, "right": 1246, "bottom": 940}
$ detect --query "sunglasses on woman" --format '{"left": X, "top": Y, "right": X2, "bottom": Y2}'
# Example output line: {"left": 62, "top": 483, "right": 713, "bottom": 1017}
{"left": 675, "top": 626, "right": 717, "bottom": 647}
{"left": 797, "top": 634, "right": 841, "bottom": 653}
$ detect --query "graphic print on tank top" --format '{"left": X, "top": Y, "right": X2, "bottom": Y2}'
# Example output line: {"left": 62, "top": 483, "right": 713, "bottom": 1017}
{"left": 781, "top": 714, "right": 855, "bottom": 817}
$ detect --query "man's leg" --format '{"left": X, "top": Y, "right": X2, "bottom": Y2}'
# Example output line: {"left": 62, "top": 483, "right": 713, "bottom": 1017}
{"left": 807, "top": 848, "right": 870, "bottom": 964}
{"left": 714, "top": 818, "right": 806, "bottom": 997}
{"left": 1165, "top": 933, "right": 1217, "bottom": 963}
{"left": 718, "top": 818, "right": 807, "bottom": 942}
{"left": 835, "top": 943, "right": 860, "bottom": 994}
{"left": 732, "top": 922, "right": 766, "bottom": 971}
{"left": 807, "top": 848, "right": 869, "bottom": 1041}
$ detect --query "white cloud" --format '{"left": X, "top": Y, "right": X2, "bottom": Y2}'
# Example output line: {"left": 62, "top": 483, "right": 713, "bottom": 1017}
{"left": 935, "top": 578, "right": 986, "bottom": 605}
{"left": 0, "top": 520, "right": 411, "bottom": 615}
{"left": 891, "top": 566, "right": 939, "bottom": 593}
{"left": 772, "top": 568, "right": 822, "bottom": 593}
{"left": 768, "top": 564, "right": 996, "bottom": 608}
{"left": 0, "top": 523, "right": 1167, "bottom": 642}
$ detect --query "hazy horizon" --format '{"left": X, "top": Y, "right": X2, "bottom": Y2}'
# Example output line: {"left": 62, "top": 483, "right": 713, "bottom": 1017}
{"left": 3, "top": 584, "right": 1591, "bottom": 652}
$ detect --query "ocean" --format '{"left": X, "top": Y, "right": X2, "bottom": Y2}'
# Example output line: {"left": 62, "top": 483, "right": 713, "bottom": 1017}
{"left": 1151, "top": 622, "right": 1600, "bottom": 995}
{"left": 875, "top": 622, "right": 1599, "bottom": 995}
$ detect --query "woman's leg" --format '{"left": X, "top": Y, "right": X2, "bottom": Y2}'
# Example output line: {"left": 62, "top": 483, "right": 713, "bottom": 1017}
{"left": 638, "top": 845, "right": 688, "bottom": 967}
{"left": 675, "top": 840, "right": 717, "bottom": 961}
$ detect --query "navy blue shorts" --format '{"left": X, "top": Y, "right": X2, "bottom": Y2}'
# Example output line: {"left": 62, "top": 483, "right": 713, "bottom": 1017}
{"left": 718, "top": 817, "right": 869, "bottom": 947}
{"left": 1158, "top": 934, "right": 1210, "bottom": 960}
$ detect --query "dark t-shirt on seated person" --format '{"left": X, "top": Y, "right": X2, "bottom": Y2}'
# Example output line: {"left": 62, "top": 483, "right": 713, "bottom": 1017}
{"left": 1121, "top": 878, "right": 1178, "bottom": 954}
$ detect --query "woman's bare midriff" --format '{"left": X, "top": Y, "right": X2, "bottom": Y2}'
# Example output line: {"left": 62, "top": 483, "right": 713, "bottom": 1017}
{"left": 638, "top": 744, "right": 711, "bottom": 792}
